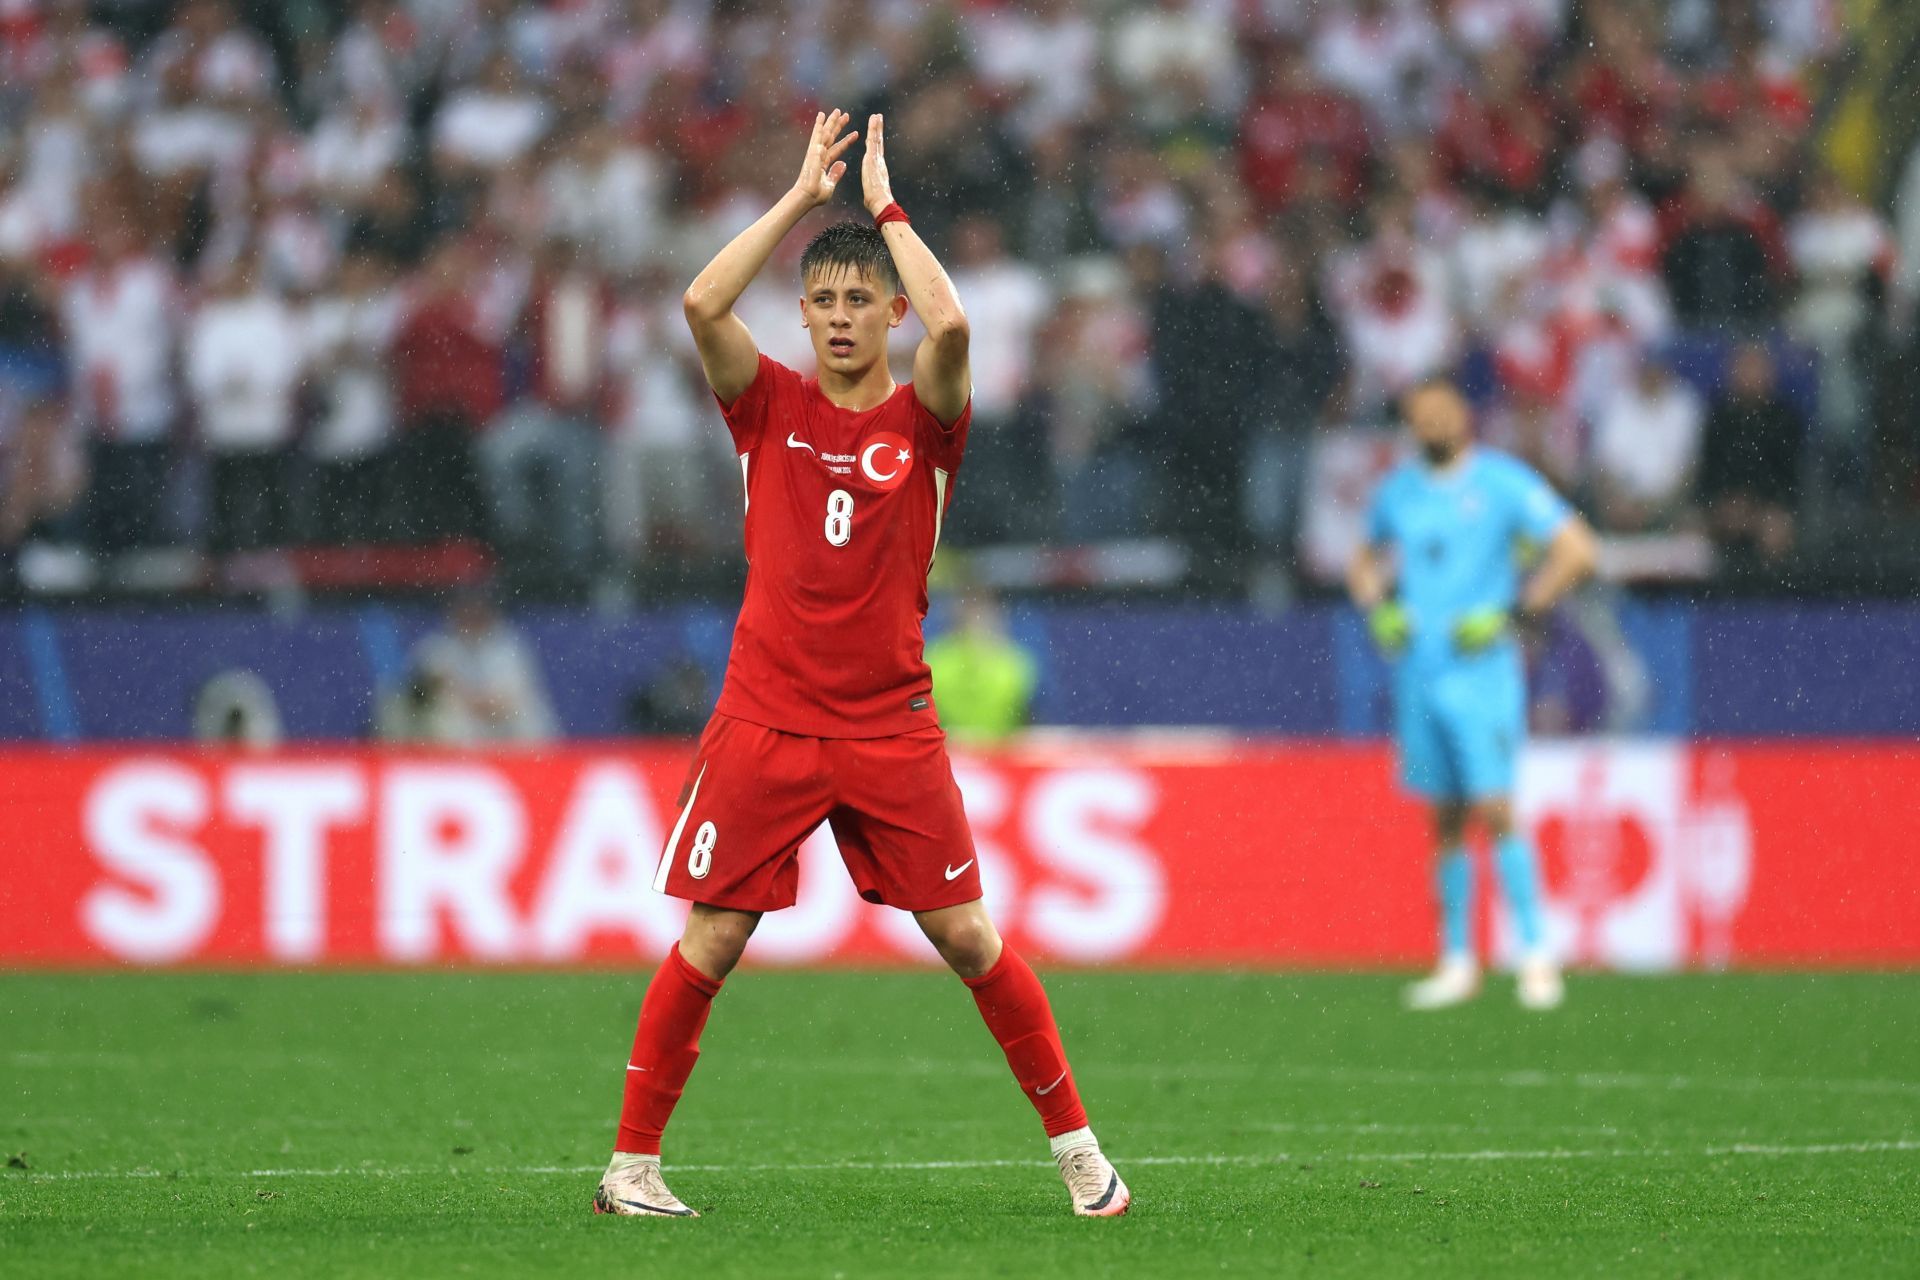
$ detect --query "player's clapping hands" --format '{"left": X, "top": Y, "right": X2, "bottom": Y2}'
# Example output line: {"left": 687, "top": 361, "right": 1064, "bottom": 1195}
{"left": 861, "top": 113, "right": 894, "bottom": 216}
{"left": 794, "top": 109, "right": 859, "bottom": 208}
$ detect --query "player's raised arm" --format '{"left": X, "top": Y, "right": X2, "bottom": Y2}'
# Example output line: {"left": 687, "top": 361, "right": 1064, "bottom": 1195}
{"left": 682, "top": 110, "right": 860, "bottom": 403}
{"left": 860, "top": 114, "right": 970, "bottom": 426}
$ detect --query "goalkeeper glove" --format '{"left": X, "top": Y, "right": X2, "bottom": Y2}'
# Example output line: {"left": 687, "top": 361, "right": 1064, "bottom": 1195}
{"left": 1367, "top": 602, "right": 1412, "bottom": 655}
{"left": 1452, "top": 607, "right": 1511, "bottom": 653}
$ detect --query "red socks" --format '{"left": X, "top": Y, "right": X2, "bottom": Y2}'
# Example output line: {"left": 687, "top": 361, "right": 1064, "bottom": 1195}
{"left": 964, "top": 946, "right": 1089, "bottom": 1137}
{"left": 615, "top": 944, "right": 723, "bottom": 1155}
{"left": 616, "top": 942, "right": 1086, "bottom": 1153}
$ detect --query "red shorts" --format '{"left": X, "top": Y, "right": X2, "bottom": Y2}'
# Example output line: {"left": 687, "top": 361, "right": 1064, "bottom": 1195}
{"left": 650, "top": 713, "right": 982, "bottom": 913}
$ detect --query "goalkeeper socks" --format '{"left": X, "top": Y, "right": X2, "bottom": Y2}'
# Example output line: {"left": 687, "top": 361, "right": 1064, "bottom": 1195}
{"left": 964, "top": 946, "right": 1090, "bottom": 1138}
{"left": 1494, "top": 834, "right": 1546, "bottom": 952}
{"left": 615, "top": 943, "right": 722, "bottom": 1156}
{"left": 1437, "top": 846, "right": 1474, "bottom": 959}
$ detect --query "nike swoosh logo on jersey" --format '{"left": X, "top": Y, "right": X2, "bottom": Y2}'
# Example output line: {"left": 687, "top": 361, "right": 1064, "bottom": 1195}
{"left": 786, "top": 432, "right": 815, "bottom": 453}
{"left": 1036, "top": 1069, "right": 1068, "bottom": 1096}
{"left": 626, "top": 1064, "right": 649, "bottom": 1072}
{"left": 944, "top": 860, "right": 975, "bottom": 881}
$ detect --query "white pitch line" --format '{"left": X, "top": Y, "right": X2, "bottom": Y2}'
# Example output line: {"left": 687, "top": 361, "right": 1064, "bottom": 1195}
{"left": 11, "top": 1051, "right": 1920, "bottom": 1103}
{"left": 744, "top": 1058, "right": 1920, "bottom": 1099}
{"left": 13, "top": 1139, "right": 1918, "bottom": 1182}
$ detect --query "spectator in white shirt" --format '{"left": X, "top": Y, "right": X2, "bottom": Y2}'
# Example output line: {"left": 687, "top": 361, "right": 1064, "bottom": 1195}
{"left": 186, "top": 255, "right": 304, "bottom": 551}
{"left": 132, "top": 60, "right": 255, "bottom": 181}
{"left": 1311, "top": 0, "right": 1449, "bottom": 137}
{"left": 1446, "top": 189, "right": 1549, "bottom": 340}
{"left": 604, "top": 269, "right": 722, "bottom": 568}
{"left": 65, "top": 207, "right": 179, "bottom": 551}
{"left": 303, "top": 249, "right": 405, "bottom": 544}
{"left": 6, "top": 80, "right": 93, "bottom": 259}
{"left": 432, "top": 53, "right": 550, "bottom": 176}
{"left": 1448, "top": 0, "right": 1565, "bottom": 54}
{"left": 320, "top": 0, "right": 430, "bottom": 112}
{"left": 599, "top": 0, "right": 709, "bottom": 125}
{"left": 934, "top": 214, "right": 1050, "bottom": 541}
{"left": 484, "top": 237, "right": 610, "bottom": 583}
{"left": 964, "top": 0, "right": 1099, "bottom": 138}
{"left": 1590, "top": 355, "right": 1705, "bottom": 533}
{"left": 947, "top": 214, "right": 1051, "bottom": 422}
{"left": 1325, "top": 201, "right": 1459, "bottom": 415}
{"left": 541, "top": 121, "right": 666, "bottom": 272}
{"left": 0, "top": 261, "right": 83, "bottom": 573}
{"left": 306, "top": 96, "right": 409, "bottom": 207}
{"left": 1108, "top": 0, "right": 1243, "bottom": 129}
{"left": 1787, "top": 167, "right": 1896, "bottom": 492}
{"left": 409, "top": 584, "right": 557, "bottom": 744}
{"left": 140, "top": 0, "right": 276, "bottom": 108}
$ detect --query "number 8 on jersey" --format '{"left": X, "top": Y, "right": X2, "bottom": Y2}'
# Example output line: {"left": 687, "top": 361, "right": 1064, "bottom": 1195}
{"left": 825, "top": 490, "right": 853, "bottom": 546}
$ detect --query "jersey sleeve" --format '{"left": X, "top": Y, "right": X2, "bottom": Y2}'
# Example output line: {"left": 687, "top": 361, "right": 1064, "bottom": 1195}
{"left": 713, "top": 354, "right": 796, "bottom": 453}
{"left": 1499, "top": 456, "right": 1575, "bottom": 542}
{"left": 911, "top": 386, "right": 973, "bottom": 473}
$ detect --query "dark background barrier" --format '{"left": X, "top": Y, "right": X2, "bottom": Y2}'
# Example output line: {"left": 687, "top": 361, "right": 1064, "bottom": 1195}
{"left": 0, "top": 600, "right": 1914, "bottom": 741}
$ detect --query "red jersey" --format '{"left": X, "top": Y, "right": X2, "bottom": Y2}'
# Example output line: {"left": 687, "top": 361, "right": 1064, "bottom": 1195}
{"left": 713, "top": 354, "right": 970, "bottom": 738}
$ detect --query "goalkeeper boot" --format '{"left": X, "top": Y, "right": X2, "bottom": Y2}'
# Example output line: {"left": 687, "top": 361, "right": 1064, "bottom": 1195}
{"left": 593, "top": 1153, "right": 697, "bottom": 1217}
{"left": 1403, "top": 954, "right": 1480, "bottom": 1011}
{"left": 1517, "top": 953, "right": 1565, "bottom": 1011}
{"left": 1053, "top": 1132, "right": 1131, "bottom": 1218}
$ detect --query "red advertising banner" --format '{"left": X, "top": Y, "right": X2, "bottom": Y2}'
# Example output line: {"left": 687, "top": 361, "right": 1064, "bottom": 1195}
{"left": 1, "top": 741, "right": 1916, "bottom": 969}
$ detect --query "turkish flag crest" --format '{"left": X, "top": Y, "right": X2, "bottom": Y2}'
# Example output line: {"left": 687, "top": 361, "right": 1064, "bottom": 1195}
{"left": 856, "top": 431, "right": 914, "bottom": 491}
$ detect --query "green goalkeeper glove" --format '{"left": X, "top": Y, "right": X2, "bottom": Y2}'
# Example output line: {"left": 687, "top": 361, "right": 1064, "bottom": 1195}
{"left": 1367, "top": 602, "right": 1412, "bottom": 656}
{"left": 1452, "top": 607, "right": 1511, "bottom": 654}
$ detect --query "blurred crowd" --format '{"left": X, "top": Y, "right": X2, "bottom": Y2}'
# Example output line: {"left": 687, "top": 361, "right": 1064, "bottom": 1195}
{"left": 0, "top": 0, "right": 1912, "bottom": 600}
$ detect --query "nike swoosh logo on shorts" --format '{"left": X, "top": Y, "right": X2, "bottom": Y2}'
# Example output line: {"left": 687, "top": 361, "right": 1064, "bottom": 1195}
{"left": 626, "top": 1064, "right": 649, "bottom": 1072}
{"left": 1036, "top": 1070, "right": 1068, "bottom": 1096}
{"left": 786, "top": 432, "right": 815, "bottom": 453}
{"left": 944, "top": 860, "right": 974, "bottom": 881}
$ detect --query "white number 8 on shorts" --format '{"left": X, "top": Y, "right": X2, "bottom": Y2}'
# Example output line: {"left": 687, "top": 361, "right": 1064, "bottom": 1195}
{"left": 688, "top": 822, "right": 718, "bottom": 879}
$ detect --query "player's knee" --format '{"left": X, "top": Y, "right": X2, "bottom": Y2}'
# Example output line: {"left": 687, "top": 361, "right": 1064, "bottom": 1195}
{"left": 680, "top": 905, "right": 759, "bottom": 980}
{"left": 916, "top": 904, "right": 1002, "bottom": 979}
{"left": 1476, "top": 799, "right": 1514, "bottom": 838}
{"left": 1433, "top": 802, "right": 1469, "bottom": 847}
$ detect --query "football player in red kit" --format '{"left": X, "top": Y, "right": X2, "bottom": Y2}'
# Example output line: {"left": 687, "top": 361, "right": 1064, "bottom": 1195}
{"left": 592, "top": 111, "right": 1130, "bottom": 1220}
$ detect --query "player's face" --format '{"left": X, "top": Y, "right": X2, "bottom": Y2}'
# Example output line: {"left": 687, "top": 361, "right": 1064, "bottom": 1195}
{"left": 1404, "top": 385, "right": 1473, "bottom": 466}
{"left": 801, "top": 266, "right": 907, "bottom": 377}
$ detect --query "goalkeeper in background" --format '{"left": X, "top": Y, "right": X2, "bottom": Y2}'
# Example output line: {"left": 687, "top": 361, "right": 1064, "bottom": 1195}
{"left": 1348, "top": 377, "right": 1598, "bottom": 1010}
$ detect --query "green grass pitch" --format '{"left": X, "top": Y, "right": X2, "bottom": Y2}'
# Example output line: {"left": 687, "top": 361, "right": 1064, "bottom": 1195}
{"left": 3, "top": 969, "right": 1917, "bottom": 1277}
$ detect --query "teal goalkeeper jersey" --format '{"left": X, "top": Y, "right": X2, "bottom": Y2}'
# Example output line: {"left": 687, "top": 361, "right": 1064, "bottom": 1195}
{"left": 1365, "top": 447, "right": 1573, "bottom": 671}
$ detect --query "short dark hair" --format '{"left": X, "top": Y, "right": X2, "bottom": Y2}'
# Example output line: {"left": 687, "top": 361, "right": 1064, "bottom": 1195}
{"left": 799, "top": 222, "right": 900, "bottom": 294}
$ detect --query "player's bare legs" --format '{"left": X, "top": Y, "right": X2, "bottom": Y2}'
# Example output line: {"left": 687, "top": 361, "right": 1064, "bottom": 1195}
{"left": 918, "top": 900, "right": 1131, "bottom": 1217}
{"left": 1477, "top": 799, "right": 1562, "bottom": 1009}
{"left": 596, "top": 905, "right": 761, "bottom": 1217}
{"left": 1405, "top": 801, "right": 1481, "bottom": 1010}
